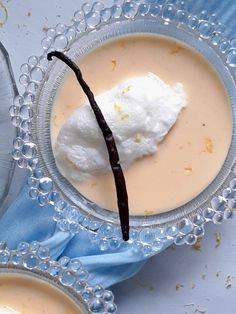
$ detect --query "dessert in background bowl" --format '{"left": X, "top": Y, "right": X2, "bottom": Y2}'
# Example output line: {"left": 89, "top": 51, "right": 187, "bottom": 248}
{"left": 0, "top": 241, "right": 117, "bottom": 314}
{"left": 0, "top": 274, "right": 84, "bottom": 314}
{"left": 10, "top": 1, "right": 236, "bottom": 254}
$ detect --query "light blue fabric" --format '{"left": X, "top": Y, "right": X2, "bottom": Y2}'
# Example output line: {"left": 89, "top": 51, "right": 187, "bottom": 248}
{"left": 1, "top": 0, "right": 236, "bottom": 289}
{"left": 0, "top": 185, "right": 171, "bottom": 287}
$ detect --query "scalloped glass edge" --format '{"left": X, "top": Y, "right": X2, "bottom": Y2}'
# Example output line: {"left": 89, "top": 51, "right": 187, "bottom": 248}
{"left": 9, "top": 0, "right": 236, "bottom": 256}
{"left": 0, "top": 241, "right": 117, "bottom": 314}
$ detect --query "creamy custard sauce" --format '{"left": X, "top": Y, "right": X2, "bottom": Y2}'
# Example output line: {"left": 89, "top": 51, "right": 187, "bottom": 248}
{"left": 51, "top": 35, "right": 232, "bottom": 215}
{"left": 0, "top": 274, "right": 84, "bottom": 314}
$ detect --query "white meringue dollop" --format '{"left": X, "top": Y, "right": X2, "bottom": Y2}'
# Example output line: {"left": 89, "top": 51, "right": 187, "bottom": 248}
{"left": 54, "top": 73, "right": 187, "bottom": 182}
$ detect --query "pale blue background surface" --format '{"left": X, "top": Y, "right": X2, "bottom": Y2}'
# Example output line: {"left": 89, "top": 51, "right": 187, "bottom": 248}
{"left": 1, "top": 0, "right": 236, "bottom": 313}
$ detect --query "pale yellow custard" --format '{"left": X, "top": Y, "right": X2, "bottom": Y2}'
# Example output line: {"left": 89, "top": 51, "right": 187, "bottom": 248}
{"left": 0, "top": 274, "right": 84, "bottom": 314}
{"left": 51, "top": 35, "right": 232, "bottom": 215}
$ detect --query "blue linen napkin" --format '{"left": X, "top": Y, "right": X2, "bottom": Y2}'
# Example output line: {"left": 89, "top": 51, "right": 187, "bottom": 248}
{"left": 1, "top": 0, "right": 236, "bottom": 289}
{"left": 0, "top": 185, "right": 172, "bottom": 287}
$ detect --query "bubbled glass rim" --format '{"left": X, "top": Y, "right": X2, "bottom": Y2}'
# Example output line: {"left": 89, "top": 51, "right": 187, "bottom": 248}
{"left": 0, "top": 241, "right": 117, "bottom": 314}
{"left": 10, "top": 0, "right": 236, "bottom": 255}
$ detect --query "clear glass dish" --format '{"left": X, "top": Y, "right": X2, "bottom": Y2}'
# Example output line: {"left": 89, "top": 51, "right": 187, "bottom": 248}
{"left": 0, "top": 241, "right": 117, "bottom": 313}
{"left": 10, "top": 0, "right": 236, "bottom": 256}
{"left": 0, "top": 42, "right": 18, "bottom": 216}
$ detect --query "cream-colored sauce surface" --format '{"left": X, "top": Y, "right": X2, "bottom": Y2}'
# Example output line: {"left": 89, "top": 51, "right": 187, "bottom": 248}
{"left": 51, "top": 35, "right": 232, "bottom": 215}
{"left": 0, "top": 274, "right": 83, "bottom": 314}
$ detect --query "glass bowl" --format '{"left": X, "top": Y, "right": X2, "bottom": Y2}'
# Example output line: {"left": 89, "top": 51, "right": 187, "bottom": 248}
{"left": 0, "top": 241, "right": 117, "bottom": 313}
{"left": 0, "top": 42, "right": 18, "bottom": 216}
{"left": 10, "top": 0, "right": 236, "bottom": 256}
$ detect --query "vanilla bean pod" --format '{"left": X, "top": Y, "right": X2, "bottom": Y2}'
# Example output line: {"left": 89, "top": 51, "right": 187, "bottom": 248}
{"left": 47, "top": 51, "right": 129, "bottom": 241}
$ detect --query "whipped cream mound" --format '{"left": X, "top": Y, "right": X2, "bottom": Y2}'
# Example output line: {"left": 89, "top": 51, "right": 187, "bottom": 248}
{"left": 0, "top": 306, "right": 20, "bottom": 314}
{"left": 54, "top": 73, "right": 187, "bottom": 182}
